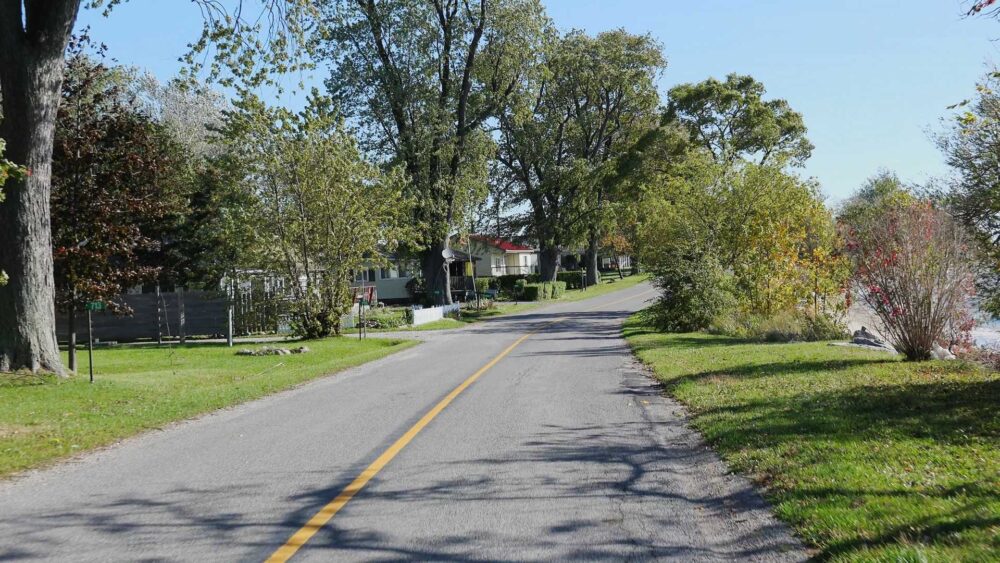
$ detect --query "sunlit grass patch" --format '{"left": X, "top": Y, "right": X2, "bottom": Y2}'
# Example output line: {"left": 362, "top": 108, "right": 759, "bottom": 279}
{"left": 623, "top": 314, "right": 1000, "bottom": 562}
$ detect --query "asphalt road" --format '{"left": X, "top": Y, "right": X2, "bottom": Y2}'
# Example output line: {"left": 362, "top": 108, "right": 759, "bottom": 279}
{"left": 0, "top": 282, "right": 807, "bottom": 562}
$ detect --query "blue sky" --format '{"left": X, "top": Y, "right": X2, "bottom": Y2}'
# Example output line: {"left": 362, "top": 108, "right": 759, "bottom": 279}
{"left": 76, "top": 1, "right": 1000, "bottom": 202}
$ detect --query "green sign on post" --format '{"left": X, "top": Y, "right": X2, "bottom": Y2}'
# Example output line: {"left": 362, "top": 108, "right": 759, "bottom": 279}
{"left": 84, "top": 302, "right": 103, "bottom": 382}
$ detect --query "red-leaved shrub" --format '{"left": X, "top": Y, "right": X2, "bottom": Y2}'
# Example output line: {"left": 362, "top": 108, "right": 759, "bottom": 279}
{"left": 844, "top": 202, "right": 977, "bottom": 360}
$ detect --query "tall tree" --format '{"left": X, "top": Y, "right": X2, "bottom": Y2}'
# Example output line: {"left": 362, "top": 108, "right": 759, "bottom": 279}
{"left": 496, "top": 29, "right": 663, "bottom": 282}
{"left": 0, "top": 1, "right": 81, "bottom": 374}
{"left": 938, "top": 72, "right": 1000, "bottom": 316}
{"left": 222, "top": 94, "right": 411, "bottom": 337}
{"left": 51, "top": 43, "right": 189, "bottom": 372}
{"left": 667, "top": 73, "right": 813, "bottom": 168}
{"left": 320, "top": 0, "right": 547, "bottom": 303}
{"left": 0, "top": 0, "right": 314, "bottom": 374}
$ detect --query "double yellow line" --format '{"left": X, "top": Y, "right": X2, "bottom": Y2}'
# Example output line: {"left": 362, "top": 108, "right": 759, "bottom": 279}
{"left": 266, "top": 288, "right": 654, "bottom": 562}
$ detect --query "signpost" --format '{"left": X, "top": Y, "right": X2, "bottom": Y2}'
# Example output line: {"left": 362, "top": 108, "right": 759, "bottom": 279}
{"left": 84, "top": 301, "right": 104, "bottom": 383}
{"left": 354, "top": 286, "right": 377, "bottom": 340}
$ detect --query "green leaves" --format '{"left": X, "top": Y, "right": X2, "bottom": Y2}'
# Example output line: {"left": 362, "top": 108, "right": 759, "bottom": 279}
{"left": 51, "top": 48, "right": 190, "bottom": 313}
{"left": 668, "top": 73, "right": 813, "bottom": 167}
{"left": 495, "top": 28, "right": 664, "bottom": 265}
{"left": 0, "top": 138, "right": 27, "bottom": 192}
{"left": 222, "top": 92, "right": 414, "bottom": 335}
{"left": 0, "top": 139, "right": 22, "bottom": 287}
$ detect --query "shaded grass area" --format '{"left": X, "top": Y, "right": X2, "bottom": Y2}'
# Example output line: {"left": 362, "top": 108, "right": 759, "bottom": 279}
{"left": 0, "top": 337, "right": 416, "bottom": 479}
{"left": 623, "top": 316, "right": 1000, "bottom": 562}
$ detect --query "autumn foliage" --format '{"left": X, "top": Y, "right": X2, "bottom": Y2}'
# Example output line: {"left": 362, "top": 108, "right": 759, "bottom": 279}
{"left": 844, "top": 202, "right": 977, "bottom": 360}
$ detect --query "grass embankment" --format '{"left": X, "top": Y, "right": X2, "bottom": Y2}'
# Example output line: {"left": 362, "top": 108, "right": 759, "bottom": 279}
{"left": 624, "top": 316, "right": 999, "bottom": 562}
{"left": 0, "top": 337, "right": 415, "bottom": 479}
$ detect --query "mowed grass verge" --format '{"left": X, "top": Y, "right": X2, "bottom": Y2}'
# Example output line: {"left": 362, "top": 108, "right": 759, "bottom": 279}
{"left": 0, "top": 337, "right": 416, "bottom": 478}
{"left": 623, "top": 315, "right": 999, "bottom": 562}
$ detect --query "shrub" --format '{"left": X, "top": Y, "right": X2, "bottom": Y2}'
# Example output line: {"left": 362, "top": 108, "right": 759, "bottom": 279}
{"left": 556, "top": 271, "right": 585, "bottom": 290}
{"left": 649, "top": 253, "right": 734, "bottom": 332}
{"left": 474, "top": 277, "right": 494, "bottom": 293}
{"left": 462, "top": 299, "right": 496, "bottom": 311}
{"left": 801, "top": 312, "right": 850, "bottom": 341}
{"left": 362, "top": 308, "right": 408, "bottom": 329}
{"left": 291, "top": 309, "right": 338, "bottom": 339}
{"left": 513, "top": 278, "right": 527, "bottom": 298}
{"left": 550, "top": 280, "right": 567, "bottom": 298}
{"left": 710, "top": 308, "right": 849, "bottom": 343}
{"left": 521, "top": 283, "right": 544, "bottom": 301}
{"left": 844, "top": 202, "right": 977, "bottom": 360}
{"left": 497, "top": 274, "right": 527, "bottom": 293}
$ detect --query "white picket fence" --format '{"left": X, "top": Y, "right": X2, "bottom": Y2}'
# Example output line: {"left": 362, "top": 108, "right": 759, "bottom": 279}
{"left": 411, "top": 303, "right": 461, "bottom": 326}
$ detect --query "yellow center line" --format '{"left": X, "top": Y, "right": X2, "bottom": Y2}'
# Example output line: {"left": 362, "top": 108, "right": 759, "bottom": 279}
{"left": 265, "top": 285, "right": 654, "bottom": 562}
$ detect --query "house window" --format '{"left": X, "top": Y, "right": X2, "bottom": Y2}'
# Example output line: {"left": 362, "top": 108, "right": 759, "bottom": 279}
{"left": 380, "top": 267, "right": 391, "bottom": 280}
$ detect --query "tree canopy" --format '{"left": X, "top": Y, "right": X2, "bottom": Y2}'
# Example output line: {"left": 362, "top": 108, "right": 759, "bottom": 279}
{"left": 667, "top": 73, "right": 813, "bottom": 167}
{"left": 496, "top": 28, "right": 664, "bottom": 281}
{"left": 319, "top": 0, "right": 548, "bottom": 302}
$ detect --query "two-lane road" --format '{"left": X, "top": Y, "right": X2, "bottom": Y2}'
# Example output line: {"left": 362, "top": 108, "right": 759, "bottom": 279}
{"left": 0, "top": 283, "right": 806, "bottom": 561}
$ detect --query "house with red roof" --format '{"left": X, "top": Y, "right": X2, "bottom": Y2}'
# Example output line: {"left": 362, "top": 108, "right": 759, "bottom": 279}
{"left": 464, "top": 235, "right": 539, "bottom": 277}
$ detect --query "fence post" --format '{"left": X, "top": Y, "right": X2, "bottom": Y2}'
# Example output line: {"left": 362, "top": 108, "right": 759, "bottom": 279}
{"left": 156, "top": 284, "right": 163, "bottom": 344}
{"left": 178, "top": 286, "right": 186, "bottom": 344}
{"left": 227, "top": 278, "right": 234, "bottom": 347}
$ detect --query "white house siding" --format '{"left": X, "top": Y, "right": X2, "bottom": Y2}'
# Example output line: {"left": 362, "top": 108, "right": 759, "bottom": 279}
{"left": 466, "top": 239, "right": 538, "bottom": 277}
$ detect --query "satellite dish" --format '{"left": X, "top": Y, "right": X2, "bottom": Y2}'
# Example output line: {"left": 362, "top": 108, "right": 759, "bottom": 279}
{"left": 441, "top": 248, "right": 456, "bottom": 263}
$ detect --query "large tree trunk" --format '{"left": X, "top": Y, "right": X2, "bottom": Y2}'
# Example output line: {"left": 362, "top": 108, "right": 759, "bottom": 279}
{"left": 538, "top": 244, "right": 560, "bottom": 283}
{"left": 585, "top": 230, "right": 600, "bottom": 287}
{"left": 421, "top": 239, "right": 452, "bottom": 306}
{"left": 0, "top": 7, "right": 78, "bottom": 374}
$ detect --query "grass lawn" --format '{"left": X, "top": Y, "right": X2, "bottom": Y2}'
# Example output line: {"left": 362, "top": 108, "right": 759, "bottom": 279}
{"left": 0, "top": 337, "right": 416, "bottom": 479}
{"left": 624, "top": 315, "right": 999, "bottom": 562}
{"left": 344, "top": 317, "right": 469, "bottom": 333}
{"left": 556, "top": 272, "right": 650, "bottom": 303}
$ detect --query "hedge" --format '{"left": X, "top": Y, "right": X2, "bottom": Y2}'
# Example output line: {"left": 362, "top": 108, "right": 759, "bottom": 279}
{"left": 550, "top": 280, "right": 567, "bottom": 298}
{"left": 497, "top": 274, "right": 527, "bottom": 293}
{"left": 520, "top": 281, "right": 568, "bottom": 301}
{"left": 556, "top": 271, "right": 585, "bottom": 290}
